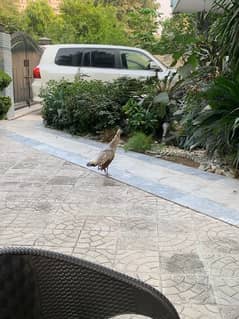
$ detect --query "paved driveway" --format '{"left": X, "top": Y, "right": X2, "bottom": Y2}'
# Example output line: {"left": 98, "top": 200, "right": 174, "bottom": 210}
{"left": 0, "top": 123, "right": 239, "bottom": 318}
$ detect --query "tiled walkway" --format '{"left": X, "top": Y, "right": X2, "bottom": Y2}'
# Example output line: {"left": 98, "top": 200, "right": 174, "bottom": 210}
{"left": 1, "top": 115, "right": 239, "bottom": 318}
{"left": 2, "top": 111, "right": 239, "bottom": 227}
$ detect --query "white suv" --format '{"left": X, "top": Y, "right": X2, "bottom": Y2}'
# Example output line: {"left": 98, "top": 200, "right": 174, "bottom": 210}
{"left": 32, "top": 44, "right": 171, "bottom": 101}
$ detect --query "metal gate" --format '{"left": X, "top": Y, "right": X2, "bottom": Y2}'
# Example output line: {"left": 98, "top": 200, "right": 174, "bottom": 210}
{"left": 11, "top": 32, "right": 43, "bottom": 109}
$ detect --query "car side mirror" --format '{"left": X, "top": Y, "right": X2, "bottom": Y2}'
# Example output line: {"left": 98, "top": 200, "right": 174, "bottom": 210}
{"left": 148, "top": 61, "right": 161, "bottom": 71}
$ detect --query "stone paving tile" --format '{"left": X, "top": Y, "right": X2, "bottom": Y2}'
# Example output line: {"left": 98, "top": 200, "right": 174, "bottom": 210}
{"left": 219, "top": 306, "right": 239, "bottom": 319}
{"left": 0, "top": 226, "right": 44, "bottom": 246}
{"left": 34, "top": 221, "right": 82, "bottom": 247}
{"left": 158, "top": 232, "right": 198, "bottom": 252}
{"left": 61, "top": 202, "right": 127, "bottom": 217}
{"left": 175, "top": 304, "right": 223, "bottom": 319}
{"left": 84, "top": 216, "right": 121, "bottom": 231}
{"left": 1, "top": 133, "right": 239, "bottom": 317}
{"left": 2, "top": 175, "right": 48, "bottom": 185}
{"left": 160, "top": 249, "right": 207, "bottom": 275}
{"left": 162, "top": 274, "right": 216, "bottom": 305}
{"left": 5, "top": 199, "right": 33, "bottom": 209}
{"left": 125, "top": 272, "right": 162, "bottom": 291}
{"left": 0, "top": 212, "right": 18, "bottom": 226}
{"left": 55, "top": 168, "right": 90, "bottom": 178}
{"left": 120, "top": 217, "right": 157, "bottom": 232}
{"left": 200, "top": 253, "right": 239, "bottom": 277}
{"left": 34, "top": 245, "right": 73, "bottom": 255}
{"left": 32, "top": 190, "right": 72, "bottom": 202}
{"left": 118, "top": 230, "right": 158, "bottom": 251}
{"left": 72, "top": 248, "right": 116, "bottom": 268}
{"left": 0, "top": 181, "right": 42, "bottom": 192}
{"left": 47, "top": 176, "right": 79, "bottom": 185}
{"left": 31, "top": 200, "right": 61, "bottom": 213}
{"left": 197, "top": 223, "right": 239, "bottom": 255}
{"left": 12, "top": 161, "right": 40, "bottom": 169}
{"left": 158, "top": 216, "right": 194, "bottom": 234}
{"left": 75, "top": 229, "right": 118, "bottom": 250}
{"left": 74, "top": 174, "right": 112, "bottom": 188}
{"left": 5, "top": 191, "right": 38, "bottom": 202}
{"left": 114, "top": 250, "right": 160, "bottom": 275}
{"left": 12, "top": 211, "right": 50, "bottom": 228}
{"left": 213, "top": 277, "right": 239, "bottom": 306}
{"left": 157, "top": 203, "right": 194, "bottom": 219}
{"left": 0, "top": 161, "right": 17, "bottom": 172}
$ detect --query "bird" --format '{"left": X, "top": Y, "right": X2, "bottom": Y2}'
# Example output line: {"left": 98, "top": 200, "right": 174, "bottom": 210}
{"left": 86, "top": 128, "right": 122, "bottom": 175}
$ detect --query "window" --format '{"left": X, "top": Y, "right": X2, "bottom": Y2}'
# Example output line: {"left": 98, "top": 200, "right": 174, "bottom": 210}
{"left": 90, "top": 50, "right": 115, "bottom": 68}
{"left": 121, "top": 50, "right": 159, "bottom": 71}
{"left": 83, "top": 51, "right": 91, "bottom": 67}
{"left": 55, "top": 48, "right": 83, "bottom": 66}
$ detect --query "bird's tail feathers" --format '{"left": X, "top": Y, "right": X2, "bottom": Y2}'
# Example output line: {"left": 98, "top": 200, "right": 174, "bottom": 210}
{"left": 86, "top": 160, "right": 97, "bottom": 167}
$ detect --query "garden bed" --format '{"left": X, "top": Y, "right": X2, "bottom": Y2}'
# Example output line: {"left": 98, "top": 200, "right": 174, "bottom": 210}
{"left": 145, "top": 145, "right": 238, "bottom": 178}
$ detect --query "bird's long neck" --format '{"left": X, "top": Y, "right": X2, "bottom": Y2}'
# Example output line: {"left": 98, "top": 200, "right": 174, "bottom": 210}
{"left": 109, "top": 132, "right": 120, "bottom": 151}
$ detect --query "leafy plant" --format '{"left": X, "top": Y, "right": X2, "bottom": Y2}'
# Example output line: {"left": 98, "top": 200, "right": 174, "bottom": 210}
{"left": 22, "top": 0, "right": 55, "bottom": 39}
{"left": 0, "top": 96, "right": 11, "bottom": 119}
{"left": 124, "top": 132, "right": 153, "bottom": 153}
{"left": 127, "top": 8, "right": 159, "bottom": 52}
{"left": 123, "top": 88, "right": 171, "bottom": 136}
{"left": 211, "top": 0, "right": 239, "bottom": 73}
{"left": 186, "top": 76, "right": 239, "bottom": 167}
{"left": 157, "top": 13, "right": 198, "bottom": 59}
{"left": 123, "top": 98, "right": 158, "bottom": 134}
{"left": 53, "top": 0, "right": 128, "bottom": 45}
{"left": 0, "top": 70, "right": 12, "bottom": 91}
{"left": 41, "top": 79, "right": 118, "bottom": 134}
{"left": 41, "top": 78, "right": 158, "bottom": 135}
{"left": 0, "top": 70, "right": 12, "bottom": 119}
{"left": 0, "top": 0, "right": 23, "bottom": 33}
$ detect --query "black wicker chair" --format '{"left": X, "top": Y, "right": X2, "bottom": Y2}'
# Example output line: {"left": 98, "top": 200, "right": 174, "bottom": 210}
{"left": 0, "top": 247, "right": 180, "bottom": 319}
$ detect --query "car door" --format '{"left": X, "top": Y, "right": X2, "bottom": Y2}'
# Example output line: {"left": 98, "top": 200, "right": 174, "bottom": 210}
{"left": 116, "top": 49, "right": 168, "bottom": 80}
{"left": 79, "top": 49, "right": 120, "bottom": 81}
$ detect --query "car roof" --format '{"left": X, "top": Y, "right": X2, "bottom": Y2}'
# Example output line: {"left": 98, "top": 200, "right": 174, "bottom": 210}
{"left": 42, "top": 44, "right": 150, "bottom": 53}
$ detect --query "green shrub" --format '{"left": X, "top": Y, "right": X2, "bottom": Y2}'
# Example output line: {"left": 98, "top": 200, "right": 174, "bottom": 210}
{"left": 0, "top": 96, "right": 11, "bottom": 119}
{"left": 123, "top": 98, "right": 159, "bottom": 135}
{"left": 124, "top": 132, "right": 153, "bottom": 153}
{"left": 0, "top": 70, "right": 12, "bottom": 119}
{"left": 41, "top": 79, "right": 121, "bottom": 134}
{"left": 41, "top": 77, "right": 159, "bottom": 135}
{"left": 123, "top": 90, "right": 170, "bottom": 136}
{"left": 0, "top": 70, "right": 12, "bottom": 91}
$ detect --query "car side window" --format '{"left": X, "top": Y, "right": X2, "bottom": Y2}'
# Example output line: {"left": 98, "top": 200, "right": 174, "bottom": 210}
{"left": 55, "top": 48, "right": 83, "bottom": 66}
{"left": 83, "top": 51, "right": 91, "bottom": 66}
{"left": 121, "top": 50, "right": 161, "bottom": 71}
{"left": 82, "top": 50, "right": 116, "bottom": 68}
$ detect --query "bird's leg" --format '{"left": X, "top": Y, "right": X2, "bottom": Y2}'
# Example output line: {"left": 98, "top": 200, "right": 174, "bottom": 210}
{"left": 103, "top": 167, "right": 108, "bottom": 176}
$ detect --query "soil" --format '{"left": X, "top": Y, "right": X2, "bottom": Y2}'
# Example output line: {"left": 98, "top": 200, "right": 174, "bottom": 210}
{"left": 161, "top": 155, "right": 200, "bottom": 168}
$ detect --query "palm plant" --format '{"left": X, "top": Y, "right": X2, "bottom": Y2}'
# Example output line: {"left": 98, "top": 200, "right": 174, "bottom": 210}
{"left": 189, "top": 76, "right": 239, "bottom": 167}
{"left": 211, "top": 0, "right": 239, "bottom": 73}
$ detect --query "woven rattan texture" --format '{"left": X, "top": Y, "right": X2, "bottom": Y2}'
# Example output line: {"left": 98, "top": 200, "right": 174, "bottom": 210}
{"left": 0, "top": 255, "right": 41, "bottom": 319}
{"left": 0, "top": 248, "right": 180, "bottom": 319}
